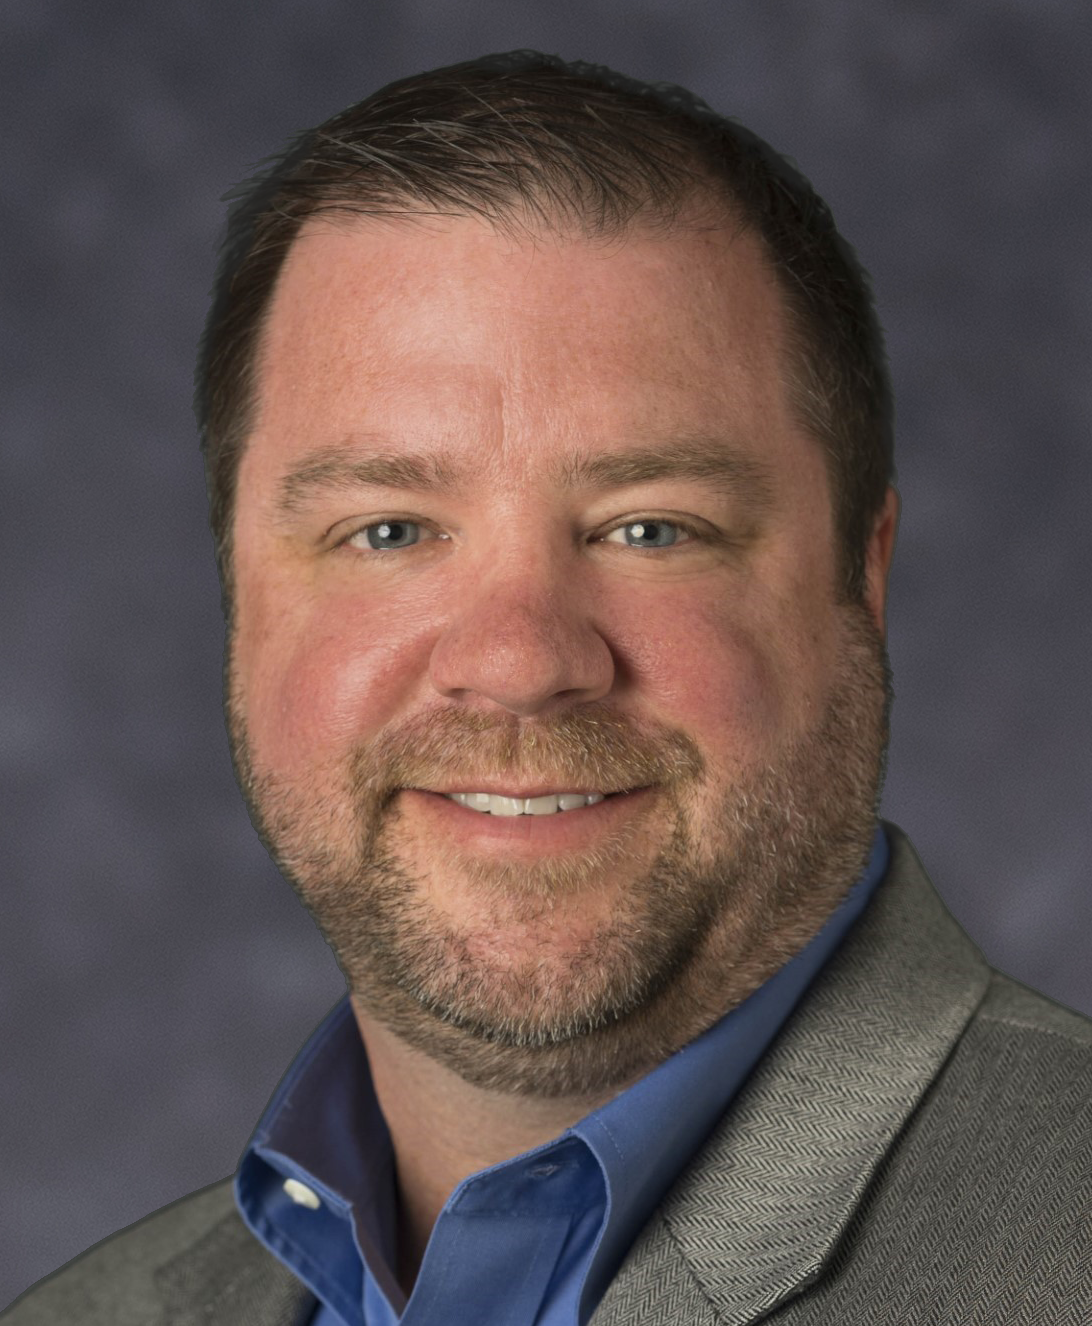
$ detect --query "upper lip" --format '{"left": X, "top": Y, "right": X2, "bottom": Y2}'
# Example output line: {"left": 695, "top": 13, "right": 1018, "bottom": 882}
{"left": 412, "top": 784, "right": 641, "bottom": 798}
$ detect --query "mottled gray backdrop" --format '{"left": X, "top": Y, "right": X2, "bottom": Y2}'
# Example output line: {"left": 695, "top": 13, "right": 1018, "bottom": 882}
{"left": 3, "top": 0, "right": 1090, "bottom": 1310}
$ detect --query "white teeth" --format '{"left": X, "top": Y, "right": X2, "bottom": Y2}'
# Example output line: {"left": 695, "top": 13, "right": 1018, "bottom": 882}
{"left": 525, "top": 795, "right": 560, "bottom": 815}
{"left": 490, "top": 795, "right": 524, "bottom": 817}
{"left": 446, "top": 792, "right": 607, "bottom": 816}
{"left": 557, "top": 793, "right": 591, "bottom": 811}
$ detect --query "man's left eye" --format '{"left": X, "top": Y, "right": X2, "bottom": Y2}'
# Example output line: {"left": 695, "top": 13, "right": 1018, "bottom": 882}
{"left": 603, "top": 520, "right": 692, "bottom": 549}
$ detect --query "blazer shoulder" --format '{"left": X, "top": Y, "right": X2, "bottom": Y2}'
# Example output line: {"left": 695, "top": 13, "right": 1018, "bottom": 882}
{"left": 974, "top": 968, "right": 1092, "bottom": 1048}
{"left": 776, "top": 969, "right": 1092, "bottom": 1323}
{"left": 0, "top": 1177, "right": 238, "bottom": 1325}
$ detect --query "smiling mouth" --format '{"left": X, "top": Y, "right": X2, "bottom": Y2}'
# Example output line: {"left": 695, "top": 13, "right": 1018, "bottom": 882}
{"left": 443, "top": 792, "right": 608, "bottom": 817}
{"left": 400, "top": 785, "right": 655, "bottom": 856}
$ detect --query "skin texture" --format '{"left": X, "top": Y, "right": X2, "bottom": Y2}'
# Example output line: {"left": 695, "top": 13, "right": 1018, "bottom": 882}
{"left": 226, "top": 212, "right": 899, "bottom": 1283}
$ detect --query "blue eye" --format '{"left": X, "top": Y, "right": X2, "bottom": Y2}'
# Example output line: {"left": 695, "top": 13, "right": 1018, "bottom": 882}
{"left": 606, "top": 520, "right": 689, "bottom": 548}
{"left": 361, "top": 520, "right": 421, "bottom": 550}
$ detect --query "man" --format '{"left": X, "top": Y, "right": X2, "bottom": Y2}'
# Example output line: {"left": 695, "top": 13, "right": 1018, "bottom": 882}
{"left": 5, "top": 49, "right": 1089, "bottom": 1325}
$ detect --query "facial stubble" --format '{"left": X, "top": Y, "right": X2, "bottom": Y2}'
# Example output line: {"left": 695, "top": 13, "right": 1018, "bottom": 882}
{"left": 227, "top": 605, "right": 892, "bottom": 1097}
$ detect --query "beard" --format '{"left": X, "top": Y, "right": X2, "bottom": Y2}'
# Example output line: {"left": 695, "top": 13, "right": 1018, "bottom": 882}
{"left": 226, "top": 603, "right": 892, "bottom": 1097}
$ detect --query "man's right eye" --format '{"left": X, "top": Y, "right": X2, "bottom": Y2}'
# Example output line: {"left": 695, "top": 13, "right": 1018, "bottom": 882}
{"left": 349, "top": 520, "right": 425, "bottom": 551}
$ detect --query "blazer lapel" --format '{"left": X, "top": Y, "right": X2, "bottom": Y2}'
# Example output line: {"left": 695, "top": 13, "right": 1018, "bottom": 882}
{"left": 154, "top": 1201, "right": 316, "bottom": 1326}
{"left": 592, "top": 822, "right": 992, "bottom": 1326}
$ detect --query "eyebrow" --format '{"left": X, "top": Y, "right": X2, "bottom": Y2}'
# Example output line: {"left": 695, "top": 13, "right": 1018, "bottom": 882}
{"left": 273, "top": 433, "right": 777, "bottom": 519}
{"left": 557, "top": 437, "right": 776, "bottom": 509}
{"left": 274, "top": 447, "right": 462, "bottom": 517}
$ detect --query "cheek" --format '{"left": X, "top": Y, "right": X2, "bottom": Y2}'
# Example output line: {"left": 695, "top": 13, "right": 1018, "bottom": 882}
{"left": 235, "top": 591, "right": 433, "bottom": 776}
{"left": 610, "top": 591, "right": 789, "bottom": 759}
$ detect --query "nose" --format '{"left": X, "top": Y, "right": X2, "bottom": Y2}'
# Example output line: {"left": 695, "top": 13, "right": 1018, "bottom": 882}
{"left": 428, "top": 558, "right": 616, "bottom": 717}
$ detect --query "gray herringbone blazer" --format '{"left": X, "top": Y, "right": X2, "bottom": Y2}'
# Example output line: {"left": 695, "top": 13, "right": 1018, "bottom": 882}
{"left": 5, "top": 822, "right": 1090, "bottom": 1324}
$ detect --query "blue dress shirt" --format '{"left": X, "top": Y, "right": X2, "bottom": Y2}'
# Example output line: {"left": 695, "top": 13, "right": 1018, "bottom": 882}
{"left": 235, "top": 825, "right": 889, "bottom": 1325}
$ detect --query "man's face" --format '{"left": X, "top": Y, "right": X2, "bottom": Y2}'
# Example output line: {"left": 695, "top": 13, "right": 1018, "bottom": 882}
{"left": 228, "top": 211, "right": 896, "bottom": 1096}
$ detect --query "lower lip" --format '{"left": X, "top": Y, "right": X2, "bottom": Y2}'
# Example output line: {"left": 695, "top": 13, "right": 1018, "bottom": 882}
{"left": 398, "top": 787, "right": 655, "bottom": 855}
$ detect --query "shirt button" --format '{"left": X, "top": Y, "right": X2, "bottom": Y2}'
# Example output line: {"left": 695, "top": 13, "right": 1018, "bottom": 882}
{"left": 283, "top": 1178, "right": 322, "bottom": 1209}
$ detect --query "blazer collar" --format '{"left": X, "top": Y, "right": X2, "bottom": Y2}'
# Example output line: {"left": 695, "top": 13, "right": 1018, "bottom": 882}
{"left": 154, "top": 1199, "right": 315, "bottom": 1326}
{"left": 591, "top": 822, "right": 992, "bottom": 1326}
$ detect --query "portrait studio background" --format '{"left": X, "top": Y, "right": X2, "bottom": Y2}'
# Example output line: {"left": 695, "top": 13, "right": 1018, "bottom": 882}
{"left": 2, "top": 1, "right": 1090, "bottom": 1311}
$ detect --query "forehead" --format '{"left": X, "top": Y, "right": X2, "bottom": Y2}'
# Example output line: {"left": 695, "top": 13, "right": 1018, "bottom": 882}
{"left": 245, "top": 211, "right": 811, "bottom": 491}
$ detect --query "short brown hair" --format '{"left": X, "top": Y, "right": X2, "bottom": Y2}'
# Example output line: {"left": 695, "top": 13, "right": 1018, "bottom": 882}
{"left": 196, "top": 51, "right": 894, "bottom": 616}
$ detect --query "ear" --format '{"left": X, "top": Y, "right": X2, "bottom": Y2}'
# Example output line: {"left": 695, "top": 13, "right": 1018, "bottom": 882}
{"left": 863, "top": 485, "right": 900, "bottom": 638}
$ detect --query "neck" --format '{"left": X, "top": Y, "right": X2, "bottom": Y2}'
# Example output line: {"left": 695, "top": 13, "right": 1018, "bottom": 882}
{"left": 351, "top": 1000, "right": 616, "bottom": 1294}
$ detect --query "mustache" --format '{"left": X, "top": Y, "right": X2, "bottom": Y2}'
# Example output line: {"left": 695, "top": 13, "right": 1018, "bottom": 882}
{"left": 346, "top": 703, "right": 706, "bottom": 802}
